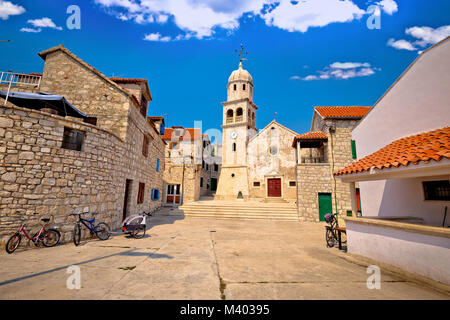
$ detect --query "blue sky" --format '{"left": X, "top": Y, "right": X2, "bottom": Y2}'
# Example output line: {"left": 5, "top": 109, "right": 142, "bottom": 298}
{"left": 0, "top": 0, "right": 449, "bottom": 134}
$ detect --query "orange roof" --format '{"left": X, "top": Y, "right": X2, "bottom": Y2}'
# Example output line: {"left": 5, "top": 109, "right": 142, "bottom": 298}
{"left": 292, "top": 131, "right": 328, "bottom": 147}
{"left": 162, "top": 127, "right": 202, "bottom": 142}
{"left": 335, "top": 127, "right": 450, "bottom": 176}
{"left": 315, "top": 106, "right": 371, "bottom": 119}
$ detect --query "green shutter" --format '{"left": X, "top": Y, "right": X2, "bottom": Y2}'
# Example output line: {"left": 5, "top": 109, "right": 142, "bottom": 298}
{"left": 351, "top": 140, "right": 357, "bottom": 159}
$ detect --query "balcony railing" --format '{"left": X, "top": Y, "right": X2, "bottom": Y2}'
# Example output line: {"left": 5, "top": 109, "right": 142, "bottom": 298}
{"left": 301, "top": 156, "right": 326, "bottom": 164}
{"left": 235, "top": 115, "right": 243, "bottom": 122}
{"left": 226, "top": 117, "right": 234, "bottom": 124}
{"left": 0, "top": 72, "right": 41, "bottom": 87}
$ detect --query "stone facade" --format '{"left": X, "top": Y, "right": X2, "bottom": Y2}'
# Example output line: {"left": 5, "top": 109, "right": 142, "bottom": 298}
{"left": 162, "top": 127, "right": 220, "bottom": 204}
{"left": 295, "top": 109, "right": 364, "bottom": 221}
{"left": 0, "top": 45, "right": 165, "bottom": 247}
{"left": 216, "top": 62, "right": 297, "bottom": 202}
{"left": 247, "top": 121, "right": 298, "bottom": 201}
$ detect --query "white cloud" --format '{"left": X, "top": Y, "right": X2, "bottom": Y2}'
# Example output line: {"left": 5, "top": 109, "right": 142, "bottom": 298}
{"left": 27, "top": 17, "right": 63, "bottom": 30}
{"left": 297, "top": 61, "right": 379, "bottom": 80}
{"left": 262, "top": 0, "right": 365, "bottom": 33}
{"left": 330, "top": 62, "right": 371, "bottom": 69}
{"left": 289, "top": 75, "right": 301, "bottom": 80}
{"left": 376, "top": 0, "right": 398, "bottom": 15}
{"left": 143, "top": 32, "right": 171, "bottom": 41}
{"left": 387, "top": 38, "right": 417, "bottom": 51}
{"left": 20, "top": 27, "right": 41, "bottom": 33}
{"left": 94, "top": 0, "right": 373, "bottom": 39}
{"left": 405, "top": 25, "right": 450, "bottom": 47}
{"left": 0, "top": 0, "right": 25, "bottom": 20}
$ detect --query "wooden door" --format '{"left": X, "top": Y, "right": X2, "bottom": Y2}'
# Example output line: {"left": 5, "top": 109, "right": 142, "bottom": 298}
{"left": 318, "top": 193, "right": 332, "bottom": 222}
{"left": 123, "top": 179, "right": 132, "bottom": 221}
{"left": 267, "top": 178, "right": 282, "bottom": 197}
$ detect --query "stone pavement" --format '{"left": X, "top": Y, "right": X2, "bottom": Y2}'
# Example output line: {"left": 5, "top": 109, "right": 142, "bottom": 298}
{"left": 0, "top": 213, "right": 448, "bottom": 300}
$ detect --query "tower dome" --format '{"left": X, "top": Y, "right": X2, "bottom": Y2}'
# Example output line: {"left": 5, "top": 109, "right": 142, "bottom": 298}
{"left": 228, "top": 61, "right": 253, "bottom": 83}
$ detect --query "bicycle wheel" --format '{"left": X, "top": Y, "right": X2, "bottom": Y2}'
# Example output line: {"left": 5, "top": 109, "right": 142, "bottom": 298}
{"left": 94, "top": 222, "right": 111, "bottom": 241}
{"left": 326, "top": 228, "right": 336, "bottom": 248}
{"left": 42, "top": 229, "right": 61, "bottom": 247}
{"left": 132, "top": 226, "right": 146, "bottom": 239}
{"left": 73, "top": 223, "right": 81, "bottom": 246}
{"left": 6, "top": 233, "right": 21, "bottom": 254}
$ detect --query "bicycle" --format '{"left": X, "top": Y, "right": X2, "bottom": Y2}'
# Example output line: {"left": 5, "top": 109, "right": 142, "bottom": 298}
{"left": 70, "top": 212, "right": 111, "bottom": 246}
{"left": 324, "top": 213, "right": 346, "bottom": 248}
{"left": 5, "top": 217, "right": 61, "bottom": 254}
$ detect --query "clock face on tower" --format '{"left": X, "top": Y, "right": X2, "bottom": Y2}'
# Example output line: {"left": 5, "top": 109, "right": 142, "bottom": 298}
{"left": 230, "top": 131, "right": 238, "bottom": 139}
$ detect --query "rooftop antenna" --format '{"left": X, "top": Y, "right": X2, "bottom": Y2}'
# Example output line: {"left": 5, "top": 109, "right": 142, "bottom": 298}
{"left": 111, "top": 72, "right": 124, "bottom": 78}
{"left": 274, "top": 112, "right": 278, "bottom": 121}
{"left": 235, "top": 43, "right": 248, "bottom": 64}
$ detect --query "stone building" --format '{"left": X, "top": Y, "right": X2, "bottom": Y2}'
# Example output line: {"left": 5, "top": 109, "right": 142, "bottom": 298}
{"left": 161, "top": 126, "right": 221, "bottom": 205}
{"left": 293, "top": 106, "right": 371, "bottom": 221}
{"left": 0, "top": 45, "right": 165, "bottom": 245}
{"left": 215, "top": 61, "right": 299, "bottom": 202}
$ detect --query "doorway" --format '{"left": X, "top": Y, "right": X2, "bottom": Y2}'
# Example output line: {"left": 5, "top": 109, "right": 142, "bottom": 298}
{"left": 123, "top": 179, "right": 132, "bottom": 221}
{"left": 166, "top": 184, "right": 181, "bottom": 205}
{"left": 318, "top": 193, "right": 332, "bottom": 222}
{"left": 267, "top": 178, "right": 282, "bottom": 197}
{"left": 210, "top": 178, "right": 217, "bottom": 192}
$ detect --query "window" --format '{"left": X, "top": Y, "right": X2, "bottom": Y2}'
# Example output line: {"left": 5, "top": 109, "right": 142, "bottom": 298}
{"left": 423, "top": 180, "right": 450, "bottom": 201}
{"left": 200, "top": 177, "right": 204, "bottom": 188}
{"left": 289, "top": 181, "right": 296, "bottom": 187}
{"left": 151, "top": 189, "right": 160, "bottom": 200}
{"left": 351, "top": 140, "right": 357, "bottom": 159}
{"left": 137, "top": 183, "right": 145, "bottom": 204}
{"left": 214, "top": 164, "right": 219, "bottom": 172}
{"left": 156, "top": 158, "right": 160, "bottom": 172}
{"left": 206, "top": 164, "right": 209, "bottom": 170}
{"left": 270, "top": 146, "right": 278, "bottom": 155}
{"left": 236, "top": 108, "right": 243, "bottom": 116}
{"left": 62, "top": 127, "right": 84, "bottom": 151}
{"left": 140, "top": 97, "right": 148, "bottom": 118}
{"left": 243, "top": 84, "right": 246, "bottom": 91}
{"left": 83, "top": 117, "right": 97, "bottom": 126}
{"left": 142, "top": 134, "right": 149, "bottom": 157}
{"left": 227, "top": 109, "right": 234, "bottom": 118}
{"left": 232, "top": 143, "right": 236, "bottom": 152}
{"left": 253, "top": 182, "right": 260, "bottom": 187}
{"left": 233, "top": 84, "right": 237, "bottom": 91}
{"left": 202, "top": 160, "right": 205, "bottom": 169}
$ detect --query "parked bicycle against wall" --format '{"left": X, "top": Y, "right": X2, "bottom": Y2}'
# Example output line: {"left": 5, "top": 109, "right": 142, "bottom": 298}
{"left": 325, "top": 213, "right": 346, "bottom": 248}
{"left": 5, "top": 216, "right": 61, "bottom": 254}
{"left": 70, "top": 212, "right": 111, "bottom": 246}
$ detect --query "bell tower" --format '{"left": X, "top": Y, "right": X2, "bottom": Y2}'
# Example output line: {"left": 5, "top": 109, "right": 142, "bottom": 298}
{"left": 215, "top": 45, "right": 258, "bottom": 201}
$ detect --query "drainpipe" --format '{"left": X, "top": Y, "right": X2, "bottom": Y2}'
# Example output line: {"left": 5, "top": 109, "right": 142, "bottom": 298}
{"left": 328, "top": 124, "right": 339, "bottom": 222}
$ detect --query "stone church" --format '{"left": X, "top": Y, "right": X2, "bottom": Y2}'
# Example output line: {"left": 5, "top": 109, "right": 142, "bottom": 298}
{"left": 215, "top": 61, "right": 298, "bottom": 202}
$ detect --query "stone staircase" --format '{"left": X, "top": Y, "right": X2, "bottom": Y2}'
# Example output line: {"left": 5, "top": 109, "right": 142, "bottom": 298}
{"left": 157, "top": 198, "right": 299, "bottom": 221}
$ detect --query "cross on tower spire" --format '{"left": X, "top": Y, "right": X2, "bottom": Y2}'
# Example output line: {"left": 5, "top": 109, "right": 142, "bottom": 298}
{"left": 235, "top": 43, "right": 248, "bottom": 65}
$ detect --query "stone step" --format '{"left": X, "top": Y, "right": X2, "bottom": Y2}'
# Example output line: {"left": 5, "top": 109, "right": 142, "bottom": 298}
{"left": 179, "top": 206, "right": 297, "bottom": 214}
{"left": 182, "top": 214, "right": 299, "bottom": 221}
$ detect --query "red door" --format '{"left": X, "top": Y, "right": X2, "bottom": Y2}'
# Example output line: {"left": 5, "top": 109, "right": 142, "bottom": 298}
{"left": 267, "top": 178, "right": 282, "bottom": 197}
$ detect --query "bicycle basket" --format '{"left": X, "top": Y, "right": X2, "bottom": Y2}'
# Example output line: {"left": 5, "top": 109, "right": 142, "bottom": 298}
{"left": 324, "top": 214, "right": 334, "bottom": 223}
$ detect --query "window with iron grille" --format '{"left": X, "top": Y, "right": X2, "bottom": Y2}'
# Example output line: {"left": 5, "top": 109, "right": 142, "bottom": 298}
{"left": 289, "top": 181, "right": 296, "bottom": 187}
{"left": 423, "top": 180, "right": 450, "bottom": 201}
{"left": 140, "top": 97, "right": 148, "bottom": 118}
{"left": 62, "top": 127, "right": 84, "bottom": 151}
{"left": 137, "top": 182, "right": 145, "bottom": 204}
{"left": 253, "top": 182, "right": 260, "bottom": 187}
{"left": 142, "top": 134, "right": 149, "bottom": 157}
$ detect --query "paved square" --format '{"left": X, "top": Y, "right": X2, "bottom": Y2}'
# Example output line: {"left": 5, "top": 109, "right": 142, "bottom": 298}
{"left": 0, "top": 214, "right": 448, "bottom": 300}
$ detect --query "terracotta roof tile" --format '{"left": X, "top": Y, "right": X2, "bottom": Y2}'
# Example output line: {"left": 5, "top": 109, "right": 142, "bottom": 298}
{"left": 315, "top": 106, "right": 371, "bottom": 119}
{"left": 335, "top": 127, "right": 450, "bottom": 176}
{"left": 162, "top": 127, "right": 202, "bottom": 142}
{"left": 292, "top": 131, "right": 328, "bottom": 147}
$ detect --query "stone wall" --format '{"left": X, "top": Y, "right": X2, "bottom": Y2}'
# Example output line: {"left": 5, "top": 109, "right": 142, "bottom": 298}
{"left": 0, "top": 103, "right": 164, "bottom": 247}
{"left": 297, "top": 164, "right": 332, "bottom": 221}
{"left": 39, "top": 50, "right": 130, "bottom": 139}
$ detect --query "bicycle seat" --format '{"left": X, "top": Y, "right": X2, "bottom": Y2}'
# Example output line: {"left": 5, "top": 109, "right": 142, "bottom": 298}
{"left": 41, "top": 218, "right": 50, "bottom": 223}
